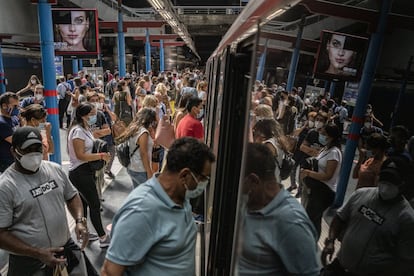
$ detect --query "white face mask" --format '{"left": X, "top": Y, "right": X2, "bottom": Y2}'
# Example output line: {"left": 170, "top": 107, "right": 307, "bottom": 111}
{"left": 315, "top": 121, "right": 324, "bottom": 129}
{"left": 17, "top": 151, "right": 43, "bottom": 172}
{"left": 93, "top": 102, "right": 103, "bottom": 110}
{"left": 35, "top": 94, "right": 43, "bottom": 101}
{"left": 185, "top": 172, "right": 209, "bottom": 199}
{"left": 378, "top": 181, "right": 400, "bottom": 201}
{"left": 38, "top": 122, "right": 46, "bottom": 131}
{"left": 364, "top": 122, "right": 372, "bottom": 128}
{"left": 31, "top": 79, "right": 37, "bottom": 85}
{"left": 308, "top": 121, "right": 315, "bottom": 128}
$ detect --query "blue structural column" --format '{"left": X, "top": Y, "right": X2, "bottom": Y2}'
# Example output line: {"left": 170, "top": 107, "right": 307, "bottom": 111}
{"left": 38, "top": 0, "right": 61, "bottom": 164}
{"left": 145, "top": 28, "right": 151, "bottom": 73}
{"left": 117, "top": 0, "right": 126, "bottom": 77}
{"left": 256, "top": 39, "right": 268, "bottom": 82}
{"left": 160, "top": 39, "right": 165, "bottom": 72}
{"left": 334, "top": 0, "right": 391, "bottom": 207}
{"left": 329, "top": 81, "right": 336, "bottom": 99}
{"left": 390, "top": 56, "right": 413, "bottom": 129}
{"left": 78, "top": 59, "right": 83, "bottom": 70}
{"left": 0, "top": 43, "right": 5, "bottom": 94}
{"left": 286, "top": 15, "right": 306, "bottom": 92}
{"left": 72, "top": 58, "right": 78, "bottom": 76}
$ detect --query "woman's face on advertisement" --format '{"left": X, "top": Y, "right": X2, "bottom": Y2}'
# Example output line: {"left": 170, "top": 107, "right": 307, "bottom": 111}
{"left": 58, "top": 11, "right": 89, "bottom": 50}
{"left": 327, "top": 34, "right": 354, "bottom": 70}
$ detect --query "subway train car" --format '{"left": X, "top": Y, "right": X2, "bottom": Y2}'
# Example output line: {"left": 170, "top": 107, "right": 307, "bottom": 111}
{"left": 201, "top": 0, "right": 414, "bottom": 275}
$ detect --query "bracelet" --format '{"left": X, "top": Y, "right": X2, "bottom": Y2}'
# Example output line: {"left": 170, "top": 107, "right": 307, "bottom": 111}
{"left": 76, "top": 217, "right": 87, "bottom": 224}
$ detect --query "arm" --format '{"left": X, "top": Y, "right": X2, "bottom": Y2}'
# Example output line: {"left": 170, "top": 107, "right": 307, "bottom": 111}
{"left": 321, "top": 215, "right": 346, "bottom": 266}
{"left": 299, "top": 141, "right": 320, "bottom": 157}
{"left": 66, "top": 194, "right": 88, "bottom": 249}
{"left": 45, "top": 123, "right": 54, "bottom": 154}
{"left": 138, "top": 132, "right": 153, "bottom": 179}
{"left": 72, "top": 138, "right": 110, "bottom": 162}
{"left": 16, "top": 84, "right": 31, "bottom": 97}
{"left": 101, "top": 259, "right": 126, "bottom": 276}
{"left": 352, "top": 149, "right": 366, "bottom": 179}
{"left": 93, "top": 126, "right": 111, "bottom": 139}
{"left": 0, "top": 228, "right": 66, "bottom": 267}
{"left": 126, "top": 91, "right": 132, "bottom": 106}
{"left": 4, "top": 135, "right": 12, "bottom": 144}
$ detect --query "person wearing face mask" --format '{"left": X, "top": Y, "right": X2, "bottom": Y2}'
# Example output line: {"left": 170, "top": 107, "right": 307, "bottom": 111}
{"left": 16, "top": 75, "right": 42, "bottom": 98}
{"left": 101, "top": 137, "right": 215, "bottom": 276}
{"left": 0, "top": 126, "right": 89, "bottom": 275}
{"left": 238, "top": 143, "right": 320, "bottom": 275}
{"left": 175, "top": 96, "right": 204, "bottom": 142}
{"left": 20, "top": 104, "right": 54, "bottom": 160}
{"left": 20, "top": 84, "right": 46, "bottom": 108}
{"left": 358, "top": 114, "right": 383, "bottom": 158}
{"left": 87, "top": 92, "right": 113, "bottom": 199}
{"left": 353, "top": 133, "right": 388, "bottom": 189}
{"left": 68, "top": 103, "right": 111, "bottom": 248}
{"left": 321, "top": 156, "right": 414, "bottom": 276}
{"left": 0, "top": 92, "right": 20, "bottom": 173}
{"left": 300, "top": 124, "right": 342, "bottom": 238}
{"left": 116, "top": 108, "right": 157, "bottom": 189}
{"left": 287, "top": 111, "right": 317, "bottom": 195}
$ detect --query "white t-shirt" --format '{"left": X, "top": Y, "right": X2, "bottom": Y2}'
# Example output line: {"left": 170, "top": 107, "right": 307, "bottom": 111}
{"left": 128, "top": 127, "right": 153, "bottom": 173}
{"left": 316, "top": 146, "right": 342, "bottom": 191}
{"left": 68, "top": 125, "right": 94, "bottom": 171}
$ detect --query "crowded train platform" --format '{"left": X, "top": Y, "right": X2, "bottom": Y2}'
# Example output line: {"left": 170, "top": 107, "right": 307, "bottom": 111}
{"left": 1, "top": 0, "right": 414, "bottom": 275}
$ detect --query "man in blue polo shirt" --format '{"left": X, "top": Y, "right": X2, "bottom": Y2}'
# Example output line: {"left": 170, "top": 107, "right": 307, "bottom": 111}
{"left": 238, "top": 143, "right": 320, "bottom": 276}
{"left": 101, "top": 137, "right": 215, "bottom": 275}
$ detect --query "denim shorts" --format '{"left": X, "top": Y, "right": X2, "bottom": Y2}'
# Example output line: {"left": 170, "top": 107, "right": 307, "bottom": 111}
{"left": 127, "top": 169, "right": 148, "bottom": 189}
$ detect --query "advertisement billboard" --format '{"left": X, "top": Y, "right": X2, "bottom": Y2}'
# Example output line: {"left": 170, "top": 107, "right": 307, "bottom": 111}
{"left": 52, "top": 8, "right": 99, "bottom": 56}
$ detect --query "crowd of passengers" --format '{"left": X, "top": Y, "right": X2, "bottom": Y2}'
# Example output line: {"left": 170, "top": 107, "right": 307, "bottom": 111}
{"left": 0, "top": 69, "right": 413, "bottom": 275}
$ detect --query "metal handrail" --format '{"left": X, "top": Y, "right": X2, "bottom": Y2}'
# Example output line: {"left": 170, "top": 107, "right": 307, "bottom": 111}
{"left": 173, "top": 6, "right": 244, "bottom": 15}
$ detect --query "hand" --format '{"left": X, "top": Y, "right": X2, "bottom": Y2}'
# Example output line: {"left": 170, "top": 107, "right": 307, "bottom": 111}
{"left": 37, "top": 247, "right": 67, "bottom": 267}
{"left": 358, "top": 148, "right": 366, "bottom": 161}
{"left": 321, "top": 240, "right": 335, "bottom": 267}
{"left": 299, "top": 169, "right": 308, "bottom": 180}
{"left": 102, "top": 152, "right": 111, "bottom": 162}
{"left": 75, "top": 223, "right": 89, "bottom": 250}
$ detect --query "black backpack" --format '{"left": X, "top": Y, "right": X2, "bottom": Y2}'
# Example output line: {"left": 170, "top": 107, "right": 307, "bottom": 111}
{"left": 116, "top": 141, "right": 139, "bottom": 167}
{"left": 275, "top": 150, "right": 296, "bottom": 180}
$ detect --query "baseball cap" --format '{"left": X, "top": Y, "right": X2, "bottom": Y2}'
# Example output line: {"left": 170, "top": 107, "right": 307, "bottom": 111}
{"left": 12, "top": 126, "right": 43, "bottom": 150}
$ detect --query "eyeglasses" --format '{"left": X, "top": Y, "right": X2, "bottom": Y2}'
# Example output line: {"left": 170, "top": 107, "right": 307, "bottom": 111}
{"left": 190, "top": 170, "right": 210, "bottom": 183}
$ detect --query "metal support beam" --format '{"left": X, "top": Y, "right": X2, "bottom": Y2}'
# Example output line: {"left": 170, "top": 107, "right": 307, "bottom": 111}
{"left": 145, "top": 28, "right": 151, "bottom": 73}
{"left": 99, "top": 21, "right": 165, "bottom": 32}
{"left": 72, "top": 58, "right": 78, "bottom": 76}
{"left": 286, "top": 16, "right": 306, "bottom": 92}
{"left": 133, "top": 34, "right": 180, "bottom": 41}
{"left": 0, "top": 43, "right": 5, "bottom": 94}
{"left": 118, "top": 0, "right": 126, "bottom": 77}
{"left": 38, "top": 0, "right": 61, "bottom": 164}
{"left": 160, "top": 39, "right": 164, "bottom": 72}
{"left": 334, "top": 0, "right": 391, "bottom": 207}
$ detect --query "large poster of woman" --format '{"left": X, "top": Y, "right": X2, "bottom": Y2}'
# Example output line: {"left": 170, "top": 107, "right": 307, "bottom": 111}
{"left": 314, "top": 31, "right": 368, "bottom": 81}
{"left": 52, "top": 9, "right": 99, "bottom": 55}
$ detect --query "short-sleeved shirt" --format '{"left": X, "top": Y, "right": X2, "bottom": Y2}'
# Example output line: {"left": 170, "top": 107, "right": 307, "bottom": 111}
{"left": 238, "top": 188, "right": 320, "bottom": 276}
{"left": 0, "top": 115, "right": 19, "bottom": 166}
{"left": 0, "top": 161, "right": 78, "bottom": 249}
{"left": 175, "top": 114, "right": 204, "bottom": 140}
{"left": 128, "top": 127, "right": 153, "bottom": 173}
{"left": 68, "top": 125, "right": 94, "bottom": 171}
{"left": 337, "top": 188, "right": 414, "bottom": 275}
{"left": 106, "top": 174, "right": 197, "bottom": 275}
{"left": 316, "top": 146, "right": 342, "bottom": 191}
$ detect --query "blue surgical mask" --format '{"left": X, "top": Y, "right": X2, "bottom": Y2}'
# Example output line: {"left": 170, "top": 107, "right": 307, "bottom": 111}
{"left": 9, "top": 106, "right": 19, "bottom": 116}
{"left": 88, "top": 115, "right": 97, "bottom": 126}
{"left": 318, "top": 134, "right": 328, "bottom": 145}
{"left": 38, "top": 123, "right": 46, "bottom": 131}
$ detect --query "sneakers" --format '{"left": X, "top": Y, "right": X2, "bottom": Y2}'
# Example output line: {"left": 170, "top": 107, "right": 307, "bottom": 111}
{"left": 99, "top": 234, "right": 111, "bottom": 248}
{"left": 88, "top": 232, "right": 99, "bottom": 241}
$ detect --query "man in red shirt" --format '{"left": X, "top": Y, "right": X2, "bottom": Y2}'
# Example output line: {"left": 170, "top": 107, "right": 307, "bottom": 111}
{"left": 176, "top": 96, "right": 204, "bottom": 141}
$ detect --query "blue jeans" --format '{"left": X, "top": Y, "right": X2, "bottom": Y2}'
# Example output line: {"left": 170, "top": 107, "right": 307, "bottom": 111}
{"left": 127, "top": 169, "right": 147, "bottom": 189}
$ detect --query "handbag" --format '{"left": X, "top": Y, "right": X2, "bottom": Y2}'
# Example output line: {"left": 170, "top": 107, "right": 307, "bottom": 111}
{"left": 112, "top": 120, "right": 127, "bottom": 139}
{"left": 154, "top": 116, "right": 175, "bottom": 149}
{"left": 89, "top": 139, "right": 108, "bottom": 171}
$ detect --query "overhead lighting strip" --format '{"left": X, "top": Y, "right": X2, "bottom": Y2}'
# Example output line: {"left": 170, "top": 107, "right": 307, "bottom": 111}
{"left": 147, "top": 0, "right": 201, "bottom": 60}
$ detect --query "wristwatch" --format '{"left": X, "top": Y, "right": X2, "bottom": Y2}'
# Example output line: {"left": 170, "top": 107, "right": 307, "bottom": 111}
{"left": 76, "top": 217, "right": 87, "bottom": 225}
